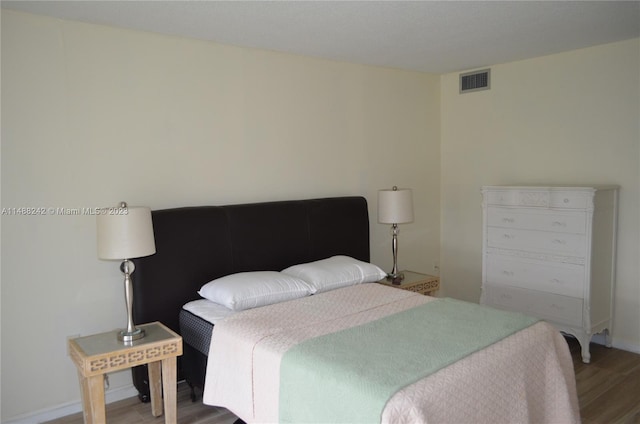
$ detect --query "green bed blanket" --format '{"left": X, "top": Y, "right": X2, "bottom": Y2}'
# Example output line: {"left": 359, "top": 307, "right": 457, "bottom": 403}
{"left": 279, "top": 297, "right": 538, "bottom": 423}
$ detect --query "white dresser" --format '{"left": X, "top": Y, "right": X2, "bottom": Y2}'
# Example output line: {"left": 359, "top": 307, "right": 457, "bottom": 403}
{"left": 480, "top": 186, "right": 618, "bottom": 363}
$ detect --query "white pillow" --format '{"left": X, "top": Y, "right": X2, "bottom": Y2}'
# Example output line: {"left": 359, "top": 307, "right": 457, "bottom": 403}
{"left": 282, "top": 255, "right": 387, "bottom": 294}
{"left": 197, "top": 271, "right": 312, "bottom": 311}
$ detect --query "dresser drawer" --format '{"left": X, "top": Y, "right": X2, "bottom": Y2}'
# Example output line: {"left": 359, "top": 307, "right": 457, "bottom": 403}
{"left": 482, "top": 284, "right": 583, "bottom": 327}
{"left": 486, "top": 227, "right": 587, "bottom": 257}
{"left": 485, "top": 254, "right": 584, "bottom": 297}
{"left": 484, "top": 188, "right": 593, "bottom": 210}
{"left": 549, "top": 190, "right": 592, "bottom": 209}
{"left": 487, "top": 207, "right": 586, "bottom": 234}
{"left": 484, "top": 189, "right": 548, "bottom": 207}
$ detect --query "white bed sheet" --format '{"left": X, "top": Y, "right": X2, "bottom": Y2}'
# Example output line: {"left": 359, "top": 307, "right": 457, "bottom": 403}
{"left": 182, "top": 299, "right": 236, "bottom": 325}
{"left": 202, "top": 284, "right": 580, "bottom": 423}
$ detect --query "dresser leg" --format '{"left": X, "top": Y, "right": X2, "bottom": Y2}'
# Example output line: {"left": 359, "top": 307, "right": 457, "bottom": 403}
{"left": 577, "top": 333, "right": 592, "bottom": 364}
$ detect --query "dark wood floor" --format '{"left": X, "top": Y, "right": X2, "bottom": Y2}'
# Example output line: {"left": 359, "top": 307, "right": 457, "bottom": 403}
{"left": 47, "top": 337, "right": 640, "bottom": 424}
{"left": 567, "top": 338, "right": 640, "bottom": 424}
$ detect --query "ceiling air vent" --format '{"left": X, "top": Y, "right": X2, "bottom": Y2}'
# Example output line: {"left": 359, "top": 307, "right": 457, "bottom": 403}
{"left": 459, "top": 69, "right": 490, "bottom": 93}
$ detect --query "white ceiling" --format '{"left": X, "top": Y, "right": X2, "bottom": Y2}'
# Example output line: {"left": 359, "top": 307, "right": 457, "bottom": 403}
{"left": 3, "top": 0, "right": 639, "bottom": 74}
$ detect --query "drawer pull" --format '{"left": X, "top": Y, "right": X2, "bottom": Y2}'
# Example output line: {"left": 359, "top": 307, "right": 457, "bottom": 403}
{"left": 550, "top": 278, "right": 563, "bottom": 284}
{"left": 550, "top": 303, "right": 563, "bottom": 310}
{"left": 500, "top": 294, "right": 512, "bottom": 300}
{"left": 501, "top": 270, "right": 514, "bottom": 276}
{"left": 502, "top": 217, "right": 515, "bottom": 224}
{"left": 552, "top": 239, "right": 567, "bottom": 245}
{"left": 502, "top": 234, "right": 515, "bottom": 240}
{"left": 552, "top": 221, "right": 567, "bottom": 227}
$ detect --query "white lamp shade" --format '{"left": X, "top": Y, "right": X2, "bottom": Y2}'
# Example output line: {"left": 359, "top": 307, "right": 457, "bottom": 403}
{"left": 378, "top": 188, "right": 414, "bottom": 224}
{"left": 97, "top": 205, "right": 156, "bottom": 260}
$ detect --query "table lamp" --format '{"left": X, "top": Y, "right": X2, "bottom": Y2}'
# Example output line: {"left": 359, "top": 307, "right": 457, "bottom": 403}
{"left": 378, "top": 186, "right": 414, "bottom": 284}
{"left": 97, "top": 202, "right": 156, "bottom": 342}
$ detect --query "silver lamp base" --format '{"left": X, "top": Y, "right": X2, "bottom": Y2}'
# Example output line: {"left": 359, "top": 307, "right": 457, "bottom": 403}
{"left": 386, "top": 272, "right": 405, "bottom": 285}
{"left": 118, "top": 327, "right": 145, "bottom": 343}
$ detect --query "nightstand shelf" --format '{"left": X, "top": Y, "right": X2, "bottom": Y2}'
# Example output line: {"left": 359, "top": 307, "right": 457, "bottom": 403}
{"left": 378, "top": 270, "right": 440, "bottom": 295}
{"left": 68, "top": 321, "right": 182, "bottom": 424}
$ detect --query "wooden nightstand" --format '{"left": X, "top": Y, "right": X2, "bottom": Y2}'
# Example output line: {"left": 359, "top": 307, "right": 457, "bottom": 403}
{"left": 378, "top": 271, "right": 440, "bottom": 295}
{"left": 68, "top": 321, "right": 182, "bottom": 424}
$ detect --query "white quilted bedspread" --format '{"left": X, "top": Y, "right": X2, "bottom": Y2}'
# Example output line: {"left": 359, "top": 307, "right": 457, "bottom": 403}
{"left": 202, "top": 284, "right": 580, "bottom": 423}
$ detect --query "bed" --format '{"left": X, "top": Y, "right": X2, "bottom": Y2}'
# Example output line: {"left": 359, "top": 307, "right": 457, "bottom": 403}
{"left": 131, "top": 196, "right": 580, "bottom": 423}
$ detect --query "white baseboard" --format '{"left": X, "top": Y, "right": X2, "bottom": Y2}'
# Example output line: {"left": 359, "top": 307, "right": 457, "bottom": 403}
{"left": 589, "top": 333, "right": 640, "bottom": 354}
{"left": 611, "top": 339, "right": 640, "bottom": 354}
{"left": 3, "top": 385, "right": 138, "bottom": 424}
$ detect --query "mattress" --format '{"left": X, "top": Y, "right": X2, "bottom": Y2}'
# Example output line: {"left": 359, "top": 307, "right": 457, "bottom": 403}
{"left": 202, "top": 284, "right": 580, "bottom": 423}
{"left": 180, "top": 299, "right": 235, "bottom": 356}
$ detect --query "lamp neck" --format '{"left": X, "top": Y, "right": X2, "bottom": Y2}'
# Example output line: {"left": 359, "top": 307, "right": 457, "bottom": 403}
{"left": 120, "top": 259, "right": 137, "bottom": 337}
{"left": 391, "top": 223, "right": 399, "bottom": 276}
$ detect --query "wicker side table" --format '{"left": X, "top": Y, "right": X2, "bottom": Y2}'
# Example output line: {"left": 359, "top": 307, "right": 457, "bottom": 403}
{"left": 378, "top": 270, "right": 440, "bottom": 295}
{"left": 68, "top": 321, "right": 182, "bottom": 424}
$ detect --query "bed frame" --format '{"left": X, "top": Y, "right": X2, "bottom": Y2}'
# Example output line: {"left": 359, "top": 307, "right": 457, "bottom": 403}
{"left": 131, "top": 196, "right": 371, "bottom": 401}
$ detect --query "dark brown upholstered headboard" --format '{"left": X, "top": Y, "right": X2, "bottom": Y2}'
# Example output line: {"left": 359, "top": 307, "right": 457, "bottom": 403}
{"left": 132, "top": 196, "right": 370, "bottom": 337}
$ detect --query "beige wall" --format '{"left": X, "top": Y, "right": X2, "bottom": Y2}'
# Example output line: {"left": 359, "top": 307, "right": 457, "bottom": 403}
{"left": 441, "top": 38, "right": 639, "bottom": 351}
{"left": 0, "top": 11, "right": 440, "bottom": 420}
